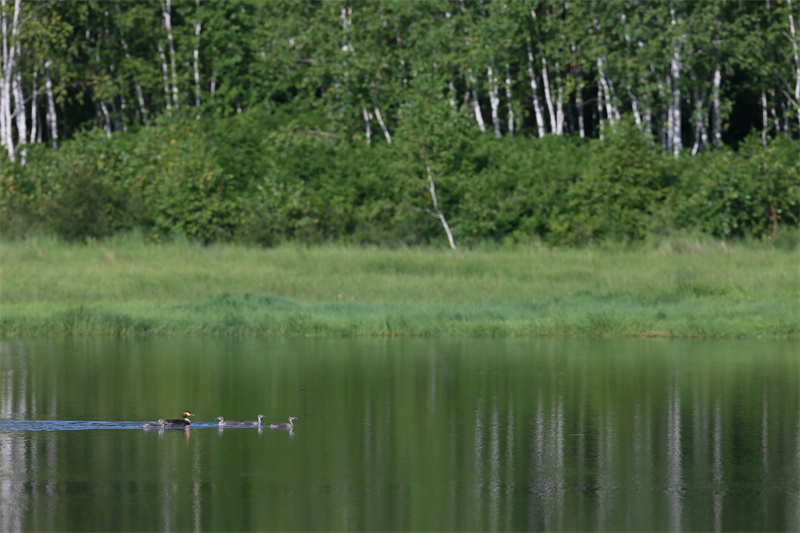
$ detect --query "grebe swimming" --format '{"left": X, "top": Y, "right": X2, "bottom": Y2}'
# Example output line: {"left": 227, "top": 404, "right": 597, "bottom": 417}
{"left": 242, "top": 414, "right": 266, "bottom": 426}
{"left": 269, "top": 416, "right": 297, "bottom": 430}
{"left": 163, "top": 411, "right": 195, "bottom": 426}
{"left": 143, "top": 419, "right": 165, "bottom": 428}
{"left": 216, "top": 416, "right": 242, "bottom": 426}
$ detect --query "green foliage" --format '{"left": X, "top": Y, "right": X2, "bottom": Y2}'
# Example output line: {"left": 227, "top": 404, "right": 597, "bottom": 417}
{"left": 676, "top": 134, "right": 800, "bottom": 238}
{"left": 4, "top": 130, "right": 142, "bottom": 241}
{"left": 3, "top": 108, "right": 799, "bottom": 246}
{"left": 552, "top": 120, "right": 674, "bottom": 245}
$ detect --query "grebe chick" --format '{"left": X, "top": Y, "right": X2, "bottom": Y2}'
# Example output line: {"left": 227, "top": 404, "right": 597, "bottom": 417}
{"left": 269, "top": 416, "right": 298, "bottom": 430}
{"left": 216, "top": 416, "right": 242, "bottom": 426}
{"left": 163, "top": 411, "right": 195, "bottom": 426}
{"left": 242, "top": 414, "right": 266, "bottom": 426}
{"left": 143, "top": 419, "right": 166, "bottom": 428}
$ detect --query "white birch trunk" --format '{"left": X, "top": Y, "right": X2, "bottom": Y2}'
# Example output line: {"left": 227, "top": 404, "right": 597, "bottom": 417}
{"left": 665, "top": 73, "right": 673, "bottom": 153}
{"left": 541, "top": 57, "right": 556, "bottom": 133}
{"left": 134, "top": 79, "right": 148, "bottom": 125}
{"left": 487, "top": 63, "right": 501, "bottom": 137}
{"left": 210, "top": 68, "right": 216, "bottom": 97}
{"left": 1, "top": 0, "right": 21, "bottom": 161}
{"left": 29, "top": 68, "right": 37, "bottom": 143}
{"left": 571, "top": 42, "right": 585, "bottom": 138}
{"left": 505, "top": 64, "right": 514, "bottom": 136}
{"left": 607, "top": 77, "right": 621, "bottom": 123}
{"left": 596, "top": 57, "right": 617, "bottom": 127}
{"left": 770, "top": 89, "right": 780, "bottom": 135}
{"left": 45, "top": 59, "right": 57, "bottom": 148}
{"left": 1, "top": 0, "right": 8, "bottom": 158}
{"left": 163, "top": 0, "right": 179, "bottom": 109}
{"left": 12, "top": 52, "right": 24, "bottom": 163}
{"left": 628, "top": 85, "right": 642, "bottom": 129}
{"left": 371, "top": 96, "right": 391, "bottom": 144}
{"left": 193, "top": 0, "right": 201, "bottom": 117}
{"left": 670, "top": 56, "right": 681, "bottom": 157}
{"left": 712, "top": 63, "right": 722, "bottom": 146}
{"left": 0, "top": 0, "right": 6, "bottom": 156}
{"left": 117, "top": 74, "right": 127, "bottom": 131}
{"left": 670, "top": 8, "right": 682, "bottom": 158}
{"left": 527, "top": 43, "right": 546, "bottom": 137}
{"left": 425, "top": 162, "right": 456, "bottom": 249}
{"left": 787, "top": 0, "right": 800, "bottom": 127}
{"left": 690, "top": 93, "right": 706, "bottom": 156}
{"left": 158, "top": 43, "right": 171, "bottom": 113}
{"left": 555, "top": 63, "right": 564, "bottom": 135}
{"left": 624, "top": 33, "right": 642, "bottom": 131}
{"left": 361, "top": 104, "right": 371, "bottom": 144}
{"left": 597, "top": 73, "right": 604, "bottom": 141}
{"left": 99, "top": 100, "right": 111, "bottom": 137}
{"left": 469, "top": 73, "right": 486, "bottom": 133}
{"left": 121, "top": 38, "right": 149, "bottom": 125}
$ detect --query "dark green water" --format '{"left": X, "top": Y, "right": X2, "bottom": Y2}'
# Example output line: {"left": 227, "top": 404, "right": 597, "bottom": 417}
{"left": 0, "top": 338, "right": 797, "bottom": 532}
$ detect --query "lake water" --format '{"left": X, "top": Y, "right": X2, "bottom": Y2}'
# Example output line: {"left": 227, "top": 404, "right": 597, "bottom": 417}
{"left": 0, "top": 337, "right": 798, "bottom": 532}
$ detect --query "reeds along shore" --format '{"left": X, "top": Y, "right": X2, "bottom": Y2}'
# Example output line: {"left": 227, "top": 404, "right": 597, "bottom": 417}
{"left": 1, "top": 234, "right": 798, "bottom": 339}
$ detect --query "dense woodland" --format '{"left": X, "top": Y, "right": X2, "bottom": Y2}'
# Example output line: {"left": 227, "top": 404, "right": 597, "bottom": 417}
{"left": 0, "top": 0, "right": 798, "bottom": 246}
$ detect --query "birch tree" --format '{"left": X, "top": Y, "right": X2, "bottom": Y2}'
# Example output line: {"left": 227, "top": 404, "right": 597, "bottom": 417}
{"left": 0, "top": 0, "right": 21, "bottom": 161}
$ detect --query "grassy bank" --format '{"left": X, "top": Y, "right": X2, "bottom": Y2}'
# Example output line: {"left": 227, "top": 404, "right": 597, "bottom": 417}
{"left": 1, "top": 234, "right": 798, "bottom": 338}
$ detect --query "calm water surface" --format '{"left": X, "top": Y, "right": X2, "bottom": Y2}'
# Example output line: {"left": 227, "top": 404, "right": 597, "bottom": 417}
{"left": 0, "top": 338, "right": 798, "bottom": 532}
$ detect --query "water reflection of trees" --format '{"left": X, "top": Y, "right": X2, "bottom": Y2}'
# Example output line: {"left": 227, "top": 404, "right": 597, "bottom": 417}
{"left": 407, "top": 348, "right": 800, "bottom": 532}
{"left": 1, "top": 341, "right": 799, "bottom": 531}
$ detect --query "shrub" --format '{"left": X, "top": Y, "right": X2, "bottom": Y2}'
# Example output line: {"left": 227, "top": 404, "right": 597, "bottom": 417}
{"left": 675, "top": 134, "right": 800, "bottom": 238}
{"left": 551, "top": 120, "right": 674, "bottom": 244}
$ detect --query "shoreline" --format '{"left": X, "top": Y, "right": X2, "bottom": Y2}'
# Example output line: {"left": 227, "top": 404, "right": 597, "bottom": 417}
{"left": 2, "top": 237, "right": 797, "bottom": 339}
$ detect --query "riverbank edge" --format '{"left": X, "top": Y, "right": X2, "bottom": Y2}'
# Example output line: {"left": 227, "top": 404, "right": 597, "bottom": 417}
{"left": 1, "top": 295, "right": 797, "bottom": 339}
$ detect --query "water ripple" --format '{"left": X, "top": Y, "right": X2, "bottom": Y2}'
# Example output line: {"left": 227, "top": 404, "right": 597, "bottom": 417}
{"left": 0, "top": 421, "right": 223, "bottom": 431}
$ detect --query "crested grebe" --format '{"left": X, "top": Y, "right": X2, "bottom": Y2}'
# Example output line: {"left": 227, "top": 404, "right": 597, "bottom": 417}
{"left": 163, "top": 411, "right": 195, "bottom": 426}
{"left": 269, "top": 416, "right": 297, "bottom": 430}
{"left": 216, "top": 416, "right": 242, "bottom": 426}
{"left": 143, "top": 419, "right": 166, "bottom": 428}
{"left": 242, "top": 414, "right": 266, "bottom": 426}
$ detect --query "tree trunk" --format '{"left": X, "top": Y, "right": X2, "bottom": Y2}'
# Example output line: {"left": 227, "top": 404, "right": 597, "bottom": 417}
{"left": 597, "top": 72, "right": 604, "bottom": 140}
{"left": 670, "top": 7, "right": 682, "bottom": 158}
{"left": 469, "top": 72, "right": 486, "bottom": 133}
{"left": 425, "top": 162, "right": 456, "bottom": 249}
{"left": 571, "top": 42, "right": 584, "bottom": 138}
{"left": 712, "top": 62, "right": 722, "bottom": 146}
{"left": 371, "top": 96, "right": 391, "bottom": 144}
{"left": 1, "top": 0, "right": 21, "bottom": 161}
{"left": 690, "top": 92, "right": 706, "bottom": 156}
{"left": 541, "top": 56, "right": 556, "bottom": 134}
{"left": 29, "top": 68, "right": 37, "bottom": 144}
{"left": 787, "top": 0, "right": 800, "bottom": 127}
{"left": 163, "top": 0, "right": 179, "bottom": 109}
{"left": 158, "top": 43, "right": 171, "bottom": 113}
{"left": 554, "top": 61, "right": 564, "bottom": 135}
{"left": 12, "top": 48, "right": 25, "bottom": 163}
{"left": 193, "top": 0, "right": 201, "bottom": 117}
{"left": 597, "top": 56, "right": 618, "bottom": 127}
{"left": 505, "top": 64, "right": 514, "bottom": 136}
{"left": 527, "top": 43, "right": 546, "bottom": 137}
{"left": 99, "top": 100, "right": 112, "bottom": 137}
{"left": 361, "top": 104, "right": 371, "bottom": 144}
{"left": 45, "top": 59, "right": 57, "bottom": 148}
{"left": 487, "top": 63, "right": 501, "bottom": 137}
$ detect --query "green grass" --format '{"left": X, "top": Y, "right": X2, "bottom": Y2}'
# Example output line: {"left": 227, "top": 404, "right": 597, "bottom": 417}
{"left": 1, "top": 233, "right": 798, "bottom": 338}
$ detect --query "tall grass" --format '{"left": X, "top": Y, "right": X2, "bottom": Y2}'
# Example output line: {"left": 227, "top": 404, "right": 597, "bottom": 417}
{"left": 1, "top": 233, "right": 798, "bottom": 338}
